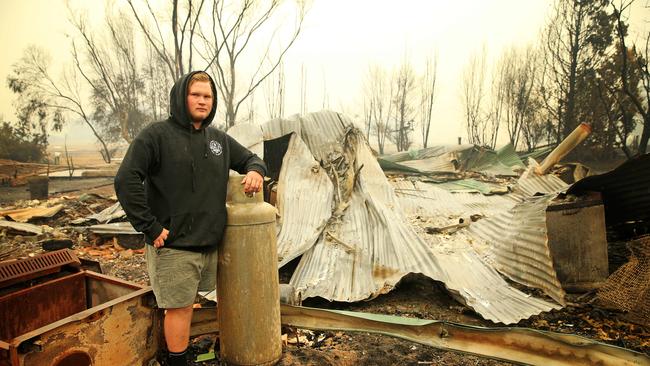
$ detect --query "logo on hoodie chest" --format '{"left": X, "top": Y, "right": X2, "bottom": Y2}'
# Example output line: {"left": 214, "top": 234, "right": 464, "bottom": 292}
{"left": 209, "top": 140, "right": 223, "bottom": 156}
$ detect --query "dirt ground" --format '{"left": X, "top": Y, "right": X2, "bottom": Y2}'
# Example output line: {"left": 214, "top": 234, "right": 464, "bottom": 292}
{"left": 1, "top": 160, "right": 648, "bottom": 366}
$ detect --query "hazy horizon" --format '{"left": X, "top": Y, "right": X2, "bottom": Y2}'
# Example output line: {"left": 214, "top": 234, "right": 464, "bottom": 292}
{"left": 1, "top": 0, "right": 648, "bottom": 151}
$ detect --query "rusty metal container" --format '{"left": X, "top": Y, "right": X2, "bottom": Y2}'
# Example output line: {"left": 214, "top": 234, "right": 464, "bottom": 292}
{"left": 0, "top": 250, "right": 161, "bottom": 366}
{"left": 546, "top": 193, "right": 609, "bottom": 292}
{"left": 217, "top": 175, "right": 282, "bottom": 366}
{"left": 27, "top": 176, "right": 48, "bottom": 200}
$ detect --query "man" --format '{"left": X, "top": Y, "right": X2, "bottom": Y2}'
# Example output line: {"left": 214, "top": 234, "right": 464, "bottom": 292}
{"left": 115, "top": 71, "right": 266, "bottom": 366}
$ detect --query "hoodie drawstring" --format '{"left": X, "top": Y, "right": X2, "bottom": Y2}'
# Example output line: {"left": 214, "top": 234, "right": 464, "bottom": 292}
{"left": 190, "top": 125, "right": 196, "bottom": 192}
{"left": 203, "top": 129, "right": 208, "bottom": 159}
{"left": 190, "top": 125, "right": 209, "bottom": 192}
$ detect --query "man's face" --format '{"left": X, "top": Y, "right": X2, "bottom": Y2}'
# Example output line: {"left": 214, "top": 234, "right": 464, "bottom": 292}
{"left": 187, "top": 81, "right": 213, "bottom": 123}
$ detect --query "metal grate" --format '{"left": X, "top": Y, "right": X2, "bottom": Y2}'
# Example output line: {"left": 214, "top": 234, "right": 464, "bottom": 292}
{"left": 0, "top": 249, "right": 81, "bottom": 289}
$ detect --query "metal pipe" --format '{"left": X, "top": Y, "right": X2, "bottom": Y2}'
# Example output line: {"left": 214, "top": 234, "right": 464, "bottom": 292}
{"left": 536, "top": 123, "right": 592, "bottom": 175}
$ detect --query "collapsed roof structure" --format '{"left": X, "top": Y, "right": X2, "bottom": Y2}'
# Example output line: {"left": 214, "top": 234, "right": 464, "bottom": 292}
{"left": 63, "top": 110, "right": 644, "bottom": 325}
{"left": 228, "top": 111, "right": 578, "bottom": 324}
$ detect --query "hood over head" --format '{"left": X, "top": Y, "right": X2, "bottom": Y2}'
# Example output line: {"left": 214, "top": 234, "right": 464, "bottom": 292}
{"left": 169, "top": 71, "right": 218, "bottom": 129}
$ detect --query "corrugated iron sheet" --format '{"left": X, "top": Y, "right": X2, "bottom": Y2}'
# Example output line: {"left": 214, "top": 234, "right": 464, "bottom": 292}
{"left": 379, "top": 145, "right": 471, "bottom": 173}
{"left": 380, "top": 145, "right": 475, "bottom": 163}
{"left": 265, "top": 112, "right": 559, "bottom": 324}
{"left": 494, "top": 143, "right": 526, "bottom": 169}
{"left": 567, "top": 153, "right": 650, "bottom": 226}
{"left": 516, "top": 164, "right": 569, "bottom": 197}
{"left": 89, "top": 222, "right": 140, "bottom": 235}
{"left": 435, "top": 179, "right": 510, "bottom": 195}
{"left": 293, "top": 111, "right": 349, "bottom": 163}
{"left": 391, "top": 169, "right": 568, "bottom": 306}
{"left": 0, "top": 220, "right": 43, "bottom": 235}
{"left": 378, "top": 143, "right": 525, "bottom": 177}
{"left": 391, "top": 179, "right": 516, "bottom": 220}
{"left": 261, "top": 117, "right": 301, "bottom": 141}
{"left": 389, "top": 155, "right": 459, "bottom": 173}
{"left": 0, "top": 204, "right": 64, "bottom": 223}
{"left": 71, "top": 202, "right": 125, "bottom": 225}
{"left": 386, "top": 161, "right": 571, "bottom": 307}
{"left": 275, "top": 134, "right": 334, "bottom": 267}
{"left": 469, "top": 194, "right": 567, "bottom": 305}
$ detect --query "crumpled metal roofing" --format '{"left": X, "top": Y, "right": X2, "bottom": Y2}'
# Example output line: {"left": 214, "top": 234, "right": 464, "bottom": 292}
{"left": 275, "top": 134, "right": 334, "bottom": 267}
{"left": 435, "top": 179, "right": 510, "bottom": 195}
{"left": 391, "top": 179, "right": 517, "bottom": 220}
{"left": 88, "top": 222, "right": 140, "bottom": 235}
{"left": 515, "top": 163, "right": 569, "bottom": 197}
{"left": 0, "top": 219, "right": 43, "bottom": 235}
{"left": 391, "top": 167, "right": 570, "bottom": 306}
{"left": 70, "top": 202, "right": 125, "bottom": 225}
{"left": 254, "top": 110, "right": 559, "bottom": 324}
{"left": 379, "top": 145, "right": 473, "bottom": 173}
{"left": 468, "top": 194, "right": 567, "bottom": 305}
{"left": 567, "top": 153, "right": 650, "bottom": 226}
{"left": 378, "top": 143, "right": 525, "bottom": 177}
{"left": 0, "top": 204, "right": 64, "bottom": 223}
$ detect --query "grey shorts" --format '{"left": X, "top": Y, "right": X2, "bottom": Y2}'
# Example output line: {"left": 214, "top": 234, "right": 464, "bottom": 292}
{"left": 145, "top": 245, "right": 217, "bottom": 309}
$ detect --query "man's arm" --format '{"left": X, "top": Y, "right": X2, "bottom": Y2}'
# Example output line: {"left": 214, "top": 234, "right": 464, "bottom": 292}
{"left": 227, "top": 134, "right": 267, "bottom": 193}
{"left": 114, "top": 134, "right": 165, "bottom": 243}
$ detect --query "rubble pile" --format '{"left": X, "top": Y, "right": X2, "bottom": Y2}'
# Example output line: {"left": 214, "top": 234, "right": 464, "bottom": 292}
{"left": 0, "top": 192, "right": 149, "bottom": 286}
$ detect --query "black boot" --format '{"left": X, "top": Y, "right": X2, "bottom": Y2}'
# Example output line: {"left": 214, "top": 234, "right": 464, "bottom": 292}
{"left": 167, "top": 349, "right": 189, "bottom": 366}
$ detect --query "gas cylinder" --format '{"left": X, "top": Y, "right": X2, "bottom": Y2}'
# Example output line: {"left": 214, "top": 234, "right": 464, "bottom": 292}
{"left": 217, "top": 174, "right": 282, "bottom": 366}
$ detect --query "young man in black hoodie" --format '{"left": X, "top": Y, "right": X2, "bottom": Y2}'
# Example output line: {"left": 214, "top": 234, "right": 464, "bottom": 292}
{"left": 115, "top": 71, "right": 266, "bottom": 365}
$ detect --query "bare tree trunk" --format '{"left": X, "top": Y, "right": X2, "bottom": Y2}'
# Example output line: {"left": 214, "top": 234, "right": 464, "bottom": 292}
{"left": 420, "top": 55, "right": 437, "bottom": 149}
{"left": 462, "top": 47, "right": 488, "bottom": 147}
{"left": 613, "top": 0, "right": 650, "bottom": 155}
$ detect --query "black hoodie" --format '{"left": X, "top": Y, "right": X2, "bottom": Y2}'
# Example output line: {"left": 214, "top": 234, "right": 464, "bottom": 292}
{"left": 114, "top": 71, "right": 266, "bottom": 251}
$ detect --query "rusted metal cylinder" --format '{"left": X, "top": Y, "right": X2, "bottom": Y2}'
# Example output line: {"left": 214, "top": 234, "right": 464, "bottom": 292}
{"left": 218, "top": 175, "right": 281, "bottom": 366}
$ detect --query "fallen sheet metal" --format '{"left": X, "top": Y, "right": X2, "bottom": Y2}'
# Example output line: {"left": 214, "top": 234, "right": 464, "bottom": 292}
{"left": 394, "top": 179, "right": 517, "bottom": 215}
{"left": 0, "top": 204, "right": 64, "bottom": 223}
{"left": 261, "top": 111, "right": 558, "bottom": 324}
{"left": 0, "top": 220, "right": 43, "bottom": 235}
{"left": 567, "top": 153, "right": 650, "bottom": 227}
{"left": 431, "top": 178, "right": 510, "bottom": 195}
{"left": 88, "top": 222, "right": 140, "bottom": 235}
{"left": 71, "top": 202, "right": 125, "bottom": 225}
{"left": 469, "top": 194, "right": 567, "bottom": 305}
{"left": 261, "top": 117, "right": 301, "bottom": 141}
{"left": 282, "top": 305, "right": 650, "bottom": 366}
{"left": 274, "top": 133, "right": 334, "bottom": 267}
{"left": 378, "top": 143, "right": 525, "bottom": 177}
{"left": 191, "top": 305, "right": 650, "bottom": 366}
{"left": 379, "top": 145, "right": 474, "bottom": 173}
{"left": 517, "top": 159, "right": 569, "bottom": 197}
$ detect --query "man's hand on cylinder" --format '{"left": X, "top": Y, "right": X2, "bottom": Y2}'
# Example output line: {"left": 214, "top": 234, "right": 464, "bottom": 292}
{"left": 241, "top": 171, "right": 263, "bottom": 193}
